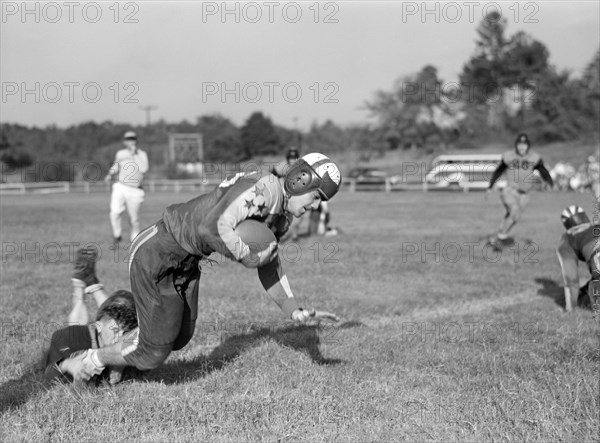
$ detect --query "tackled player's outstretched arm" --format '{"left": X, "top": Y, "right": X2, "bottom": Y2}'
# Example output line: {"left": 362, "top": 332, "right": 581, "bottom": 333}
{"left": 556, "top": 235, "right": 580, "bottom": 312}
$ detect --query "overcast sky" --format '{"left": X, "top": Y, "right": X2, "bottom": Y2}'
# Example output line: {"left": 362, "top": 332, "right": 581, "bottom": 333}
{"left": 1, "top": 1, "right": 599, "bottom": 130}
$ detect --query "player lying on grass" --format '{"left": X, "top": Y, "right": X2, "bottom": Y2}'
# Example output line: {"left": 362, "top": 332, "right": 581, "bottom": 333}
{"left": 44, "top": 247, "right": 138, "bottom": 384}
{"left": 62, "top": 153, "right": 342, "bottom": 382}
{"left": 486, "top": 133, "right": 554, "bottom": 245}
{"left": 556, "top": 206, "right": 600, "bottom": 313}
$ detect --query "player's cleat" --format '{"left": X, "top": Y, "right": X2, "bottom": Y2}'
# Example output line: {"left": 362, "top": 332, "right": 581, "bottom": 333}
{"left": 488, "top": 240, "right": 502, "bottom": 252}
{"left": 487, "top": 235, "right": 504, "bottom": 252}
{"left": 72, "top": 247, "right": 99, "bottom": 287}
{"left": 498, "top": 236, "right": 515, "bottom": 248}
{"left": 487, "top": 234, "right": 515, "bottom": 252}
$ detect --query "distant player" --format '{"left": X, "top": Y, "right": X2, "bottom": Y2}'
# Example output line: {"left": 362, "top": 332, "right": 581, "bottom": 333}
{"left": 584, "top": 154, "right": 600, "bottom": 203}
{"left": 556, "top": 205, "right": 600, "bottom": 313}
{"left": 104, "top": 131, "right": 149, "bottom": 248}
{"left": 308, "top": 200, "right": 337, "bottom": 236}
{"left": 271, "top": 147, "right": 300, "bottom": 178}
{"left": 486, "top": 133, "right": 554, "bottom": 245}
{"left": 63, "top": 153, "right": 342, "bottom": 382}
{"left": 44, "top": 247, "right": 138, "bottom": 384}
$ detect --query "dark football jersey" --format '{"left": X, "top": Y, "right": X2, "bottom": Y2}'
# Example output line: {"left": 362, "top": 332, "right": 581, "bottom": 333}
{"left": 163, "top": 172, "right": 290, "bottom": 261}
{"left": 43, "top": 324, "right": 98, "bottom": 381}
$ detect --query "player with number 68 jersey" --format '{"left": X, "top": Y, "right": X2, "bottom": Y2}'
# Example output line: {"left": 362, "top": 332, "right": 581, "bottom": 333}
{"left": 487, "top": 133, "right": 554, "bottom": 244}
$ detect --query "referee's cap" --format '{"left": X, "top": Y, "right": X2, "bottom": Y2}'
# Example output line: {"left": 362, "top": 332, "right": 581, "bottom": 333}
{"left": 123, "top": 131, "right": 137, "bottom": 141}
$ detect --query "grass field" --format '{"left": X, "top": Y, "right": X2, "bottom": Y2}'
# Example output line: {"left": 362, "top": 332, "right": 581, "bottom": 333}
{"left": 1, "top": 188, "right": 599, "bottom": 442}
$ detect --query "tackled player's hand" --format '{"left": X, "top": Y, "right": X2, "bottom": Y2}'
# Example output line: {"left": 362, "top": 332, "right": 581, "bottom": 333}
{"left": 62, "top": 349, "right": 106, "bottom": 382}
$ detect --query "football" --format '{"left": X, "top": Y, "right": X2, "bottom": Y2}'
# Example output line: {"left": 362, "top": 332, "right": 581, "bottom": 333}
{"left": 234, "top": 219, "right": 276, "bottom": 254}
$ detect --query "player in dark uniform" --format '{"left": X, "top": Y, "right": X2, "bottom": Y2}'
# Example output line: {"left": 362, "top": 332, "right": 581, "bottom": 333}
{"left": 44, "top": 290, "right": 137, "bottom": 383}
{"left": 556, "top": 205, "right": 600, "bottom": 313}
{"left": 486, "top": 133, "right": 554, "bottom": 246}
{"left": 64, "top": 153, "right": 343, "bottom": 382}
{"left": 44, "top": 247, "right": 138, "bottom": 383}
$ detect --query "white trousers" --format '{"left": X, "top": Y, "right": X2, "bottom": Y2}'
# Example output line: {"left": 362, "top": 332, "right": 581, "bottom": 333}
{"left": 109, "top": 182, "right": 145, "bottom": 241}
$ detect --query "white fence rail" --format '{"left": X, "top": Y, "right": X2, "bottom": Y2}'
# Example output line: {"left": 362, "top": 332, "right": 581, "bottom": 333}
{"left": 0, "top": 181, "right": 71, "bottom": 195}
{"left": 0, "top": 179, "right": 225, "bottom": 195}
{"left": 0, "top": 178, "right": 486, "bottom": 196}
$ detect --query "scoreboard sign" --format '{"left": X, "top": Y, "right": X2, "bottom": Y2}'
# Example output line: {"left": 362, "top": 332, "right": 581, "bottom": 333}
{"left": 168, "top": 133, "right": 203, "bottom": 164}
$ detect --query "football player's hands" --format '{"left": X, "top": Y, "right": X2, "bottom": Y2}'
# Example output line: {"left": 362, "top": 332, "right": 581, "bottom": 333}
{"left": 109, "top": 367, "right": 124, "bottom": 385}
{"left": 291, "top": 308, "right": 340, "bottom": 324}
{"left": 62, "top": 349, "right": 105, "bottom": 382}
{"left": 246, "top": 240, "right": 278, "bottom": 268}
{"left": 241, "top": 240, "right": 278, "bottom": 268}
{"left": 258, "top": 240, "right": 278, "bottom": 263}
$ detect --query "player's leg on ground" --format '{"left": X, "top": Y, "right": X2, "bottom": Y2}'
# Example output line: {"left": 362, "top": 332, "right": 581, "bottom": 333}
{"left": 497, "top": 188, "right": 516, "bottom": 238}
{"left": 498, "top": 188, "right": 526, "bottom": 237}
{"left": 69, "top": 246, "right": 101, "bottom": 323}
{"left": 125, "top": 188, "right": 145, "bottom": 241}
{"left": 508, "top": 193, "right": 530, "bottom": 234}
{"left": 89, "top": 287, "right": 110, "bottom": 309}
{"left": 68, "top": 278, "right": 88, "bottom": 324}
{"left": 110, "top": 183, "right": 127, "bottom": 241}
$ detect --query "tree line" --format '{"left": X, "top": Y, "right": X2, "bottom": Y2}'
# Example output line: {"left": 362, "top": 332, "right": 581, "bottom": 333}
{"left": 365, "top": 11, "right": 599, "bottom": 150}
{"left": 1, "top": 12, "right": 598, "bottom": 182}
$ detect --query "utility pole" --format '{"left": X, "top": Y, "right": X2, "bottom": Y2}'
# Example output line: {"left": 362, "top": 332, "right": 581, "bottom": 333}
{"left": 139, "top": 105, "right": 157, "bottom": 126}
{"left": 293, "top": 117, "right": 301, "bottom": 148}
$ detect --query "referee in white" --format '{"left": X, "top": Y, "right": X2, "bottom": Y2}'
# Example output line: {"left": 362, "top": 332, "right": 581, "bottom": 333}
{"left": 105, "top": 131, "right": 149, "bottom": 248}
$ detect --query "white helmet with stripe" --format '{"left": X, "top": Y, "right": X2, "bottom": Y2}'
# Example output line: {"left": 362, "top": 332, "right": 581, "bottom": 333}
{"left": 284, "top": 153, "right": 342, "bottom": 201}
{"left": 561, "top": 205, "right": 590, "bottom": 230}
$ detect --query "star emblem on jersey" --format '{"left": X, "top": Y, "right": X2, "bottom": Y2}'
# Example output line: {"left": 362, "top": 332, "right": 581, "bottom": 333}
{"left": 245, "top": 199, "right": 255, "bottom": 209}
{"left": 257, "top": 201, "right": 267, "bottom": 214}
{"left": 254, "top": 184, "right": 265, "bottom": 197}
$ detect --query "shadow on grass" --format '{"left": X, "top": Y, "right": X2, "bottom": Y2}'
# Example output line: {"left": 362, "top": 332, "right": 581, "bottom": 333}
{"left": 535, "top": 277, "right": 593, "bottom": 310}
{"left": 145, "top": 323, "right": 349, "bottom": 385}
{"left": 535, "top": 277, "right": 564, "bottom": 308}
{"left": 0, "top": 322, "right": 362, "bottom": 405}
{"left": 0, "top": 368, "right": 51, "bottom": 415}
